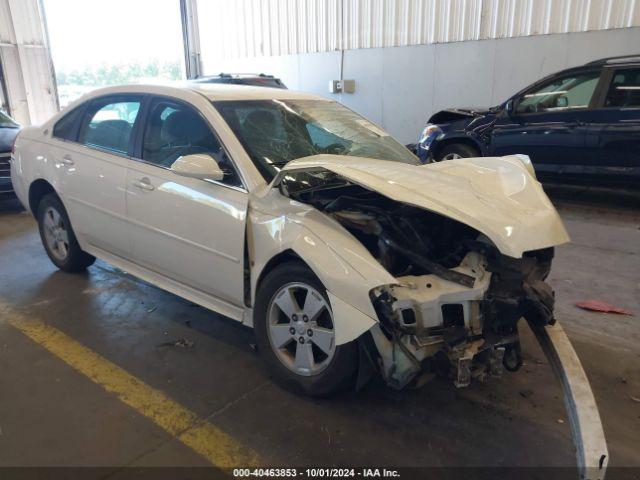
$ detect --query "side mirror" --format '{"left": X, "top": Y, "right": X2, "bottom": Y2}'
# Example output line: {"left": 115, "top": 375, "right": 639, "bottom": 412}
{"left": 171, "top": 153, "right": 224, "bottom": 181}
{"left": 555, "top": 95, "right": 569, "bottom": 108}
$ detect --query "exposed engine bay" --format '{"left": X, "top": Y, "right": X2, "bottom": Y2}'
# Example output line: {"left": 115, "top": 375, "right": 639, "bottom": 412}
{"left": 278, "top": 168, "right": 557, "bottom": 389}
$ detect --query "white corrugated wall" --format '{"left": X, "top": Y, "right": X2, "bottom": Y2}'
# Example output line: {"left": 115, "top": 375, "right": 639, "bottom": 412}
{"left": 0, "top": 0, "right": 58, "bottom": 124}
{"left": 197, "top": 0, "right": 640, "bottom": 61}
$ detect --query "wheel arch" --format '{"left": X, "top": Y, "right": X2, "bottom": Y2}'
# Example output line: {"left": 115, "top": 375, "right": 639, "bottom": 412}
{"left": 248, "top": 214, "right": 391, "bottom": 345}
{"left": 28, "top": 179, "right": 57, "bottom": 217}
{"left": 432, "top": 136, "right": 483, "bottom": 159}
{"left": 254, "top": 248, "right": 305, "bottom": 295}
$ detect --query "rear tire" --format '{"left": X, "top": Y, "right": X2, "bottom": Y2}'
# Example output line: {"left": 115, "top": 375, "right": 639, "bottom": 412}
{"left": 254, "top": 261, "right": 358, "bottom": 396}
{"left": 37, "top": 193, "right": 95, "bottom": 272}
{"left": 436, "top": 143, "right": 479, "bottom": 161}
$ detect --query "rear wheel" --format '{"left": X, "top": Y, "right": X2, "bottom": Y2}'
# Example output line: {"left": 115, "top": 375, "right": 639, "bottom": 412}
{"left": 436, "top": 143, "right": 479, "bottom": 161}
{"left": 37, "top": 193, "right": 95, "bottom": 272}
{"left": 254, "top": 262, "right": 358, "bottom": 396}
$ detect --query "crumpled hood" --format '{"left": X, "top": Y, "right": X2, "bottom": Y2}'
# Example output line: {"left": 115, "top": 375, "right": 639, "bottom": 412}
{"left": 279, "top": 155, "right": 570, "bottom": 258}
{"left": 443, "top": 106, "right": 492, "bottom": 116}
{"left": 428, "top": 106, "right": 495, "bottom": 123}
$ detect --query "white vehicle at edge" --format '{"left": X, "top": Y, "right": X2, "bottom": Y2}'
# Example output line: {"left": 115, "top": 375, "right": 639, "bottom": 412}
{"left": 11, "top": 84, "right": 607, "bottom": 477}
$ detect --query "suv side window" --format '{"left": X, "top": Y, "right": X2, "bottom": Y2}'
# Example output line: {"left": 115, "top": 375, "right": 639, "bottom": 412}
{"left": 516, "top": 71, "right": 600, "bottom": 114}
{"left": 141, "top": 98, "right": 242, "bottom": 187}
{"left": 52, "top": 107, "right": 83, "bottom": 141}
{"left": 78, "top": 96, "right": 142, "bottom": 155}
{"left": 605, "top": 68, "right": 640, "bottom": 108}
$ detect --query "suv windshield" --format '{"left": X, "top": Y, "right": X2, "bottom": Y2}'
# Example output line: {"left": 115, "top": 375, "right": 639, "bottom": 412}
{"left": 214, "top": 99, "right": 418, "bottom": 182}
{"left": 0, "top": 111, "right": 18, "bottom": 128}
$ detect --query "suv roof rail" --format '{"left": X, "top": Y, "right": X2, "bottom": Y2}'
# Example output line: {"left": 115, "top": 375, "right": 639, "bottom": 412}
{"left": 195, "top": 72, "right": 276, "bottom": 79}
{"left": 586, "top": 54, "right": 640, "bottom": 66}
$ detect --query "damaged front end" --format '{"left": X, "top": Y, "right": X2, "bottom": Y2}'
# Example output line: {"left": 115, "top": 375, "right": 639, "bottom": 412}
{"left": 277, "top": 166, "right": 557, "bottom": 390}
{"left": 369, "top": 244, "right": 555, "bottom": 389}
{"left": 274, "top": 158, "right": 606, "bottom": 478}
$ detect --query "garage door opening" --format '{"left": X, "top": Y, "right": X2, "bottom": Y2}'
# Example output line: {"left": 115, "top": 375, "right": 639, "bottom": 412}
{"left": 43, "top": 0, "right": 185, "bottom": 108}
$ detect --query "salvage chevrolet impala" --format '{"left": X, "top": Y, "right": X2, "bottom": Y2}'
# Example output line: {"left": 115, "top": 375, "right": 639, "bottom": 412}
{"left": 11, "top": 84, "right": 607, "bottom": 476}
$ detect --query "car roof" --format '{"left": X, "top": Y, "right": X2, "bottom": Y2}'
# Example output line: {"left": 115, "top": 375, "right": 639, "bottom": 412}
{"left": 584, "top": 54, "right": 640, "bottom": 67}
{"left": 75, "top": 82, "right": 324, "bottom": 102}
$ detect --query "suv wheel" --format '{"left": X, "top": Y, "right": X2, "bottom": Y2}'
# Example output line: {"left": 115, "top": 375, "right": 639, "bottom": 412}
{"left": 437, "top": 143, "right": 479, "bottom": 161}
{"left": 254, "top": 262, "right": 357, "bottom": 396}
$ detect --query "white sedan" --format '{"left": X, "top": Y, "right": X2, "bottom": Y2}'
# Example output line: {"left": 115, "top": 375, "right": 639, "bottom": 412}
{"left": 11, "top": 83, "right": 572, "bottom": 395}
{"left": 10, "top": 84, "right": 609, "bottom": 475}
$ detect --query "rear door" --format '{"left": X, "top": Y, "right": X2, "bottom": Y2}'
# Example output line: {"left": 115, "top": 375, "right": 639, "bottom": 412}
{"left": 587, "top": 66, "right": 640, "bottom": 182}
{"left": 125, "top": 95, "right": 248, "bottom": 306}
{"left": 51, "top": 95, "right": 143, "bottom": 258}
{"left": 491, "top": 70, "right": 602, "bottom": 175}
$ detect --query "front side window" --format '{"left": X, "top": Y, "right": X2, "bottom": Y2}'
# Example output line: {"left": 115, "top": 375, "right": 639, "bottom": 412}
{"left": 78, "top": 97, "right": 142, "bottom": 154}
{"left": 605, "top": 68, "right": 640, "bottom": 108}
{"left": 516, "top": 71, "right": 600, "bottom": 114}
{"left": 214, "top": 99, "right": 418, "bottom": 182}
{"left": 141, "top": 99, "right": 242, "bottom": 187}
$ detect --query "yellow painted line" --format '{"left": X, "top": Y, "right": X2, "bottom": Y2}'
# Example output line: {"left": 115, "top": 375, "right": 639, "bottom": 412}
{"left": 2, "top": 305, "right": 259, "bottom": 468}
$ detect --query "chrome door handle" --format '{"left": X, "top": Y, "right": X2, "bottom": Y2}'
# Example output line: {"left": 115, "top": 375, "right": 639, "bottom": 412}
{"left": 132, "top": 178, "right": 154, "bottom": 191}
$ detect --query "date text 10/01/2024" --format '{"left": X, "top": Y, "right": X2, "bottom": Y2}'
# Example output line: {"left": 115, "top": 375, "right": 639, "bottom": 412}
{"left": 233, "top": 468, "right": 401, "bottom": 478}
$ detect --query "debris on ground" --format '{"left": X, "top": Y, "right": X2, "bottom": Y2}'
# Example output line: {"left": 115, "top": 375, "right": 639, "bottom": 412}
{"left": 157, "top": 338, "right": 195, "bottom": 349}
{"left": 147, "top": 306, "right": 157, "bottom": 313}
{"left": 575, "top": 300, "right": 633, "bottom": 315}
{"left": 630, "top": 394, "right": 640, "bottom": 403}
{"left": 518, "top": 389, "right": 533, "bottom": 398}
{"left": 249, "top": 343, "right": 258, "bottom": 351}
{"left": 621, "top": 377, "right": 628, "bottom": 384}
{"left": 557, "top": 419, "right": 565, "bottom": 424}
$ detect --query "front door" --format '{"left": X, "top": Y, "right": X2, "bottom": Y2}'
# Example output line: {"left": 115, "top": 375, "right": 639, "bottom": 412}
{"left": 491, "top": 70, "right": 601, "bottom": 176}
{"left": 126, "top": 96, "right": 248, "bottom": 306}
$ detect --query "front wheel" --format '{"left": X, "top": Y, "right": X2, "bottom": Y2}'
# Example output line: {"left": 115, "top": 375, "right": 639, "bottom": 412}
{"left": 254, "top": 262, "right": 358, "bottom": 396}
{"left": 436, "top": 143, "right": 479, "bottom": 161}
{"left": 37, "top": 193, "right": 95, "bottom": 272}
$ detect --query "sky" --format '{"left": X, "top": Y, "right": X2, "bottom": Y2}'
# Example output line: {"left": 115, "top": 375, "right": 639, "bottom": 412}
{"left": 43, "top": 0, "right": 185, "bottom": 72}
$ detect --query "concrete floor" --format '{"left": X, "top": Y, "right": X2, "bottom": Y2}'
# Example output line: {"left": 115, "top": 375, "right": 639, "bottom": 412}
{"left": 0, "top": 184, "right": 639, "bottom": 473}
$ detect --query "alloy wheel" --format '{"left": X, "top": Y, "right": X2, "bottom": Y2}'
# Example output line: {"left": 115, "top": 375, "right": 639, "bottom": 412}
{"left": 42, "top": 206, "right": 69, "bottom": 261}
{"left": 266, "top": 282, "right": 335, "bottom": 376}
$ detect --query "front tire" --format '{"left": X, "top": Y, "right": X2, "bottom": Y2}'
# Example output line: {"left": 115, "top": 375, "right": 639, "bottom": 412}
{"left": 254, "top": 262, "right": 358, "bottom": 396}
{"left": 37, "top": 193, "right": 95, "bottom": 272}
{"left": 436, "top": 143, "right": 479, "bottom": 161}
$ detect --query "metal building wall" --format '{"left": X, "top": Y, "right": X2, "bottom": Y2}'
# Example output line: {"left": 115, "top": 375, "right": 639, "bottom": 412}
{"left": 197, "top": 0, "right": 640, "bottom": 63}
{"left": 0, "top": 0, "right": 58, "bottom": 124}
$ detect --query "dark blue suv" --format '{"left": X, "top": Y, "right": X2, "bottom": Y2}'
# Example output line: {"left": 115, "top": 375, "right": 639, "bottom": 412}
{"left": 0, "top": 109, "right": 19, "bottom": 197}
{"left": 417, "top": 55, "right": 640, "bottom": 186}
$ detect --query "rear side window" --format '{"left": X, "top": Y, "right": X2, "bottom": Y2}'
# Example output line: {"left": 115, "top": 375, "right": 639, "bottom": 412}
{"left": 605, "top": 68, "right": 640, "bottom": 108}
{"left": 52, "top": 107, "right": 83, "bottom": 141}
{"left": 78, "top": 97, "right": 142, "bottom": 155}
{"left": 516, "top": 71, "right": 600, "bottom": 114}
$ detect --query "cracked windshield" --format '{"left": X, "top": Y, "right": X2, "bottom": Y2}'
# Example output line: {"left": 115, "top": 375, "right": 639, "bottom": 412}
{"left": 214, "top": 99, "right": 419, "bottom": 182}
